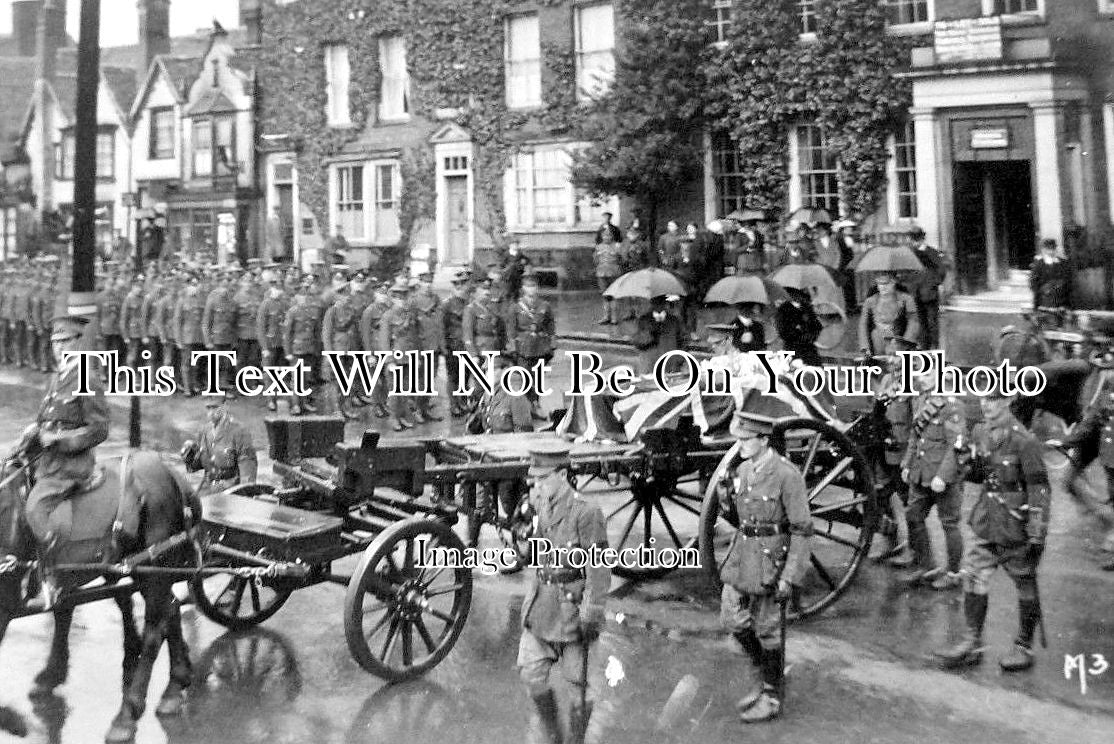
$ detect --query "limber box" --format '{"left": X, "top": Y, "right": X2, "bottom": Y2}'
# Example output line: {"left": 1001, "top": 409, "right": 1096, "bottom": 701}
{"left": 264, "top": 415, "right": 346, "bottom": 463}
{"left": 201, "top": 490, "right": 345, "bottom": 564}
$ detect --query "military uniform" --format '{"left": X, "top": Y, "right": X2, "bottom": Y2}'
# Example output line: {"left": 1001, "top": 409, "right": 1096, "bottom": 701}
{"left": 441, "top": 286, "right": 469, "bottom": 415}
{"left": 900, "top": 392, "right": 966, "bottom": 584}
{"left": 518, "top": 445, "right": 609, "bottom": 744}
{"left": 859, "top": 290, "right": 919, "bottom": 356}
{"left": 121, "top": 285, "right": 148, "bottom": 369}
{"left": 937, "top": 408, "right": 1050, "bottom": 672}
{"left": 24, "top": 276, "right": 43, "bottom": 372}
{"left": 182, "top": 411, "right": 258, "bottom": 497}
{"left": 412, "top": 281, "right": 444, "bottom": 420}
{"left": 256, "top": 286, "right": 289, "bottom": 410}
{"left": 174, "top": 286, "right": 207, "bottom": 395}
{"left": 99, "top": 283, "right": 125, "bottom": 364}
{"left": 358, "top": 291, "right": 393, "bottom": 416}
{"left": 9, "top": 275, "right": 28, "bottom": 366}
{"left": 0, "top": 270, "right": 12, "bottom": 364}
{"left": 156, "top": 285, "right": 179, "bottom": 376}
{"left": 282, "top": 292, "right": 323, "bottom": 414}
{"left": 462, "top": 296, "right": 506, "bottom": 358}
{"left": 234, "top": 281, "right": 263, "bottom": 372}
{"left": 141, "top": 284, "right": 163, "bottom": 373}
{"left": 321, "top": 291, "right": 359, "bottom": 413}
{"left": 26, "top": 353, "right": 110, "bottom": 544}
{"left": 509, "top": 294, "right": 555, "bottom": 405}
{"left": 378, "top": 290, "right": 422, "bottom": 428}
{"left": 912, "top": 242, "right": 949, "bottom": 349}
{"left": 202, "top": 284, "right": 238, "bottom": 391}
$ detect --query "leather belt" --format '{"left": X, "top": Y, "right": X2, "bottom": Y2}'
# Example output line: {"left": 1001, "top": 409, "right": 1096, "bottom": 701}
{"left": 206, "top": 468, "right": 238, "bottom": 482}
{"left": 737, "top": 523, "right": 788, "bottom": 538}
{"left": 536, "top": 567, "right": 583, "bottom": 585}
{"left": 42, "top": 421, "right": 82, "bottom": 431}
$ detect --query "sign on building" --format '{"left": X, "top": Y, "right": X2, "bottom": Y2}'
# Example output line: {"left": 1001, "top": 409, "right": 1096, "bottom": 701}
{"left": 934, "top": 17, "right": 1003, "bottom": 64}
{"left": 970, "top": 128, "right": 1010, "bottom": 150}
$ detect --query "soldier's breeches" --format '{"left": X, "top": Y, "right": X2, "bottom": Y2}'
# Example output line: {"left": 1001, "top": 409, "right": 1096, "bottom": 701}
{"left": 720, "top": 583, "right": 782, "bottom": 650}
{"left": 517, "top": 631, "right": 590, "bottom": 698}
{"left": 961, "top": 539, "right": 1037, "bottom": 599}
{"left": 26, "top": 475, "right": 80, "bottom": 544}
{"left": 906, "top": 482, "right": 963, "bottom": 572}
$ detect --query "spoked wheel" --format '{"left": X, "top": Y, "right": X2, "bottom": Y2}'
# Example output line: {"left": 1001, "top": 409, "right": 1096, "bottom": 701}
{"left": 603, "top": 470, "right": 704, "bottom": 581}
{"left": 700, "top": 419, "right": 877, "bottom": 620}
{"left": 464, "top": 481, "right": 529, "bottom": 574}
{"left": 344, "top": 518, "right": 473, "bottom": 681}
{"left": 194, "top": 629, "right": 303, "bottom": 705}
{"left": 192, "top": 568, "right": 294, "bottom": 631}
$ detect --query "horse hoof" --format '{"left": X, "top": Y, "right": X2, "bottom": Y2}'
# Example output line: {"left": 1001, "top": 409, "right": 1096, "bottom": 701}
{"left": 105, "top": 710, "right": 137, "bottom": 744}
{"left": 31, "top": 668, "right": 66, "bottom": 694}
{"left": 0, "top": 705, "right": 29, "bottom": 737}
{"left": 155, "top": 691, "right": 186, "bottom": 717}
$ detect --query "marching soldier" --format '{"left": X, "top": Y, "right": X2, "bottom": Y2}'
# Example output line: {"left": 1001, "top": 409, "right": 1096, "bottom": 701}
{"left": 518, "top": 443, "right": 609, "bottom": 744}
{"left": 24, "top": 265, "right": 44, "bottom": 373}
{"left": 23, "top": 308, "right": 109, "bottom": 609}
{"left": 256, "top": 273, "right": 289, "bottom": 411}
{"left": 509, "top": 274, "right": 555, "bottom": 416}
{"left": 234, "top": 272, "right": 263, "bottom": 373}
{"left": 899, "top": 369, "right": 966, "bottom": 589}
{"left": 141, "top": 276, "right": 164, "bottom": 375}
{"left": 462, "top": 277, "right": 506, "bottom": 360}
{"left": 282, "top": 277, "right": 323, "bottom": 415}
{"left": 441, "top": 270, "right": 471, "bottom": 416}
{"left": 321, "top": 268, "right": 360, "bottom": 414}
{"left": 174, "top": 274, "right": 207, "bottom": 396}
{"left": 413, "top": 271, "right": 445, "bottom": 420}
{"left": 156, "top": 274, "right": 180, "bottom": 383}
{"left": 935, "top": 381, "right": 1050, "bottom": 672}
{"left": 858, "top": 273, "right": 919, "bottom": 357}
{"left": 121, "top": 275, "right": 148, "bottom": 369}
{"left": 99, "top": 273, "right": 126, "bottom": 365}
{"left": 181, "top": 392, "right": 257, "bottom": 497}
{"left": 378, "top": 279, "right": 422, "bottom": 431}
{"left": 718, "top": 410, "right": 812, "bottom": 723}
{"left": 0, "top": 268, "right": 12, "bottom": 364}
{"left": 358, "top": 280, "right": 393, "bottom": 418}
{"left": 869, "top": 334, "right": 915, "bottom": 564}
{"left": 202, "top": 270, "right": 238, "bottom": 392}
{"left": 9, "top": 268, "right": 28, "bottom": 367}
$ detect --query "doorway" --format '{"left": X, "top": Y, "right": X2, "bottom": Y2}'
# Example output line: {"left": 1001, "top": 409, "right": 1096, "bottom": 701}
{"left": 953, "top": 160, "right": 1035, "bottom": 294}
{"left": 444, "top": 175, "right": 469, "bottom": 266}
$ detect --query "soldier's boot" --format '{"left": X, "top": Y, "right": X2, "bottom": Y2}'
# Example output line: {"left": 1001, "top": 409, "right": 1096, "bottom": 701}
{"left": 529, "top": 689, "right": 562, "bottom": 744}
{"left": 999, "top": 599, "right": 1039, "bottom": 672}
{"left": 567, "top": 698, "right": 592, "bottom": 744}
{"left": 732, "top": 629, "right": 765, "bottom": 713}
{"left": 26, "top": 533, "right": 60, "bottom": 613}
{"left": 740, "top": 646, "right": 782, "bottom": 723}
{"left": 935, "top": 592, "right": 988, "bottom": 668}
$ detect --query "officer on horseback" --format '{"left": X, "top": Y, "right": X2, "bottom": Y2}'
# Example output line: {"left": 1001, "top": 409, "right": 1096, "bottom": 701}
{"left": 22, "top": 309, "right": 109, "bottom": 609}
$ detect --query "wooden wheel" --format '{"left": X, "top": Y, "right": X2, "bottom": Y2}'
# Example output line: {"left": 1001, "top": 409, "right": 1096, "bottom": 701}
{"left": 601, "top": 470, "right": 703, "bottom": 581}
{"left": 192, "top": 568, "right": 293, "bottom": 631}
{"left": 344, "top": 518, "right": 472, "bottom": 681}
{"left": 700, "top": 419, "right": 877, "bottom": 620}
{"left": 193, "top": 629, "right": 302, "bottom": 705}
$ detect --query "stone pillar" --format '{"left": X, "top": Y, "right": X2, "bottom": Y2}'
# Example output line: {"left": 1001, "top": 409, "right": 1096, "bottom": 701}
{"left": 911, "top": 106, "right": 941, "bottom": 248}
{"left": 1031, "top": 101, "right": 1065, "bottom": 247}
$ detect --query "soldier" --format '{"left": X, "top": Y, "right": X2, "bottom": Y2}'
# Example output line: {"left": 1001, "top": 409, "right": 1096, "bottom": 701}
{"left": 441, "top": 270, "right": 471, "bottom": 417}
{"left": 99, "top": 274, "right": 126, "bottom": 367}
{"left": 233, "top": 273, "right": 263, "bottom": 374}
{"left": 518, "top": 442, "right": 609, "bottom": 744}
{"left": 321, "top": 268, "right": 360, "bottom": 415}
{"left": 935, "top": 382, "right": 1050, "bottom": 672}
{"left": 202, "top": 269, "right": 238, "bottom": 392}
{"left": 181, "top": 392, "right": 258, "bottom": 497}
{"left": 718, "top": 410, "right": 812, "bottom": 723}
{"left": 24, "top": 264, "right": 44, "bottom": 373}
{"left": 378, "top": 279, "right": 421, "bottom": 431}
{"left": 899, "top": 368, "right": 966, "bottom": 589}
{"left": 157, "top": 273, "right": 180, "bottom": 386}
{"left": 22, "top": 309, "right": 109, "bottom": 609}
{"left": 413, "top": 271, "right": 445, "bottom": 420}
{"left": 869, "top": 334, "right": 915, "bottom": 564}
{"left": 121, "top": 274, "right": 148, "bottom": 369}
{"left": 509, "top": 274, "right": 555, "bottom": 416}
{"left": 282, "top": 277, "right": 323, "bottom": 415}
{"left": 141, "top": 276, "right": 164, "bottom": 376}
{"left": 256, "top": 273, "right": 289, "bottom": 412}
{"left": 0, "top": 268, "right": 12, "bottom": 364}
{"left": 358, "top": 280, "right": 393, "bottom": 419}
{"left": 463, "top": 277, "right": 506, "bottom": 360}
{"left": 502, "top": 239, "right": 531, "bottom": 306}
{"left": 174, "top": 274, "right": 207, "bottom": 396}
{"left": 593, "top": 218, "right": 623, "bottom": 325}
{"left": 858, "top": 273, "right": 919, "bottom": 357}
{"left": 8, "top": 267, "right": 28, "bottom": 367}
{"left": 910, "top": 226, "right": 949, "bottom": 349}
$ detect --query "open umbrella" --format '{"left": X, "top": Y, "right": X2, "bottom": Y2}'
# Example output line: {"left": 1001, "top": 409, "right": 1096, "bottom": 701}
{"left": 604, "top": 268, "right": 687, "bottom": 300}
{"left": 726, "top": 208, "right": 766, "bottom": 223}
{"left": 853, "top": 245, "right": 925, "bottom": 274}
{"left": 771, "top": 262, "right": 845, "bottom": 311}
{"left": 704, "top": 275, "right": 787, "bottom": 307}
{"left": 788, "top": 206, "right": 833, "bottom": 226}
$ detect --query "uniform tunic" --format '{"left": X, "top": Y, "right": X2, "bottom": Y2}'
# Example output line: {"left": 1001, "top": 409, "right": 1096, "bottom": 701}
{"left": 462, "top": 299, "right": 506, "bottom": 356}
{"left": 718, "top": 448, "right": 812, "bottom": 647}
{"left": 186, "top": 416, "right": 258, "bottom": 497}
{"left": 26, "top": 356, "right": 110, "bottom": 543}
{"left": 510, "top": 299, "right": 555, "bottom": 362}
{"left": 858, "top": 291, "right": 919, "bottom": 356}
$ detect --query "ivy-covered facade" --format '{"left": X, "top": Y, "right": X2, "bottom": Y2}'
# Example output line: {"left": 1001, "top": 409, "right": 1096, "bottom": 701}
{"left": 252, "top": 0, "right": 1114, "bottom": 301}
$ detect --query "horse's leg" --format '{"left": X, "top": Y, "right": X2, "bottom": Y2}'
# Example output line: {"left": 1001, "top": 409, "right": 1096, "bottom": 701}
{"left": 0, "top": 608, "right": 30, "bottom": 737}
{"left": 106, "top": 581, "right": 170, "bottom": 744}
{"left": 154, "top": 599, "right": 192, "bottom": 716}
{"left": 113, "top": 592, "right": 142, "bottom": 692}
{"left": 31, "top": 607, "right": 72, "bottom": 694}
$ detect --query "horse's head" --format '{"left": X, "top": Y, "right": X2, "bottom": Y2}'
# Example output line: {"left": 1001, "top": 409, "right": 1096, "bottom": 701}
{"left": 0, "top": 459, "right": 33, "bottom": 613}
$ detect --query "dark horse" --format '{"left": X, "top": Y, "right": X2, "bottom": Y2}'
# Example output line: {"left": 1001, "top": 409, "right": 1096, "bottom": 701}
{"left": 0, "top": 450, "right": 200, "bottom": 743}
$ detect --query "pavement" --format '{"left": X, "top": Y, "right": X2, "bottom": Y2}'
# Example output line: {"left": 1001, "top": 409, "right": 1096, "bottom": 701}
{"left": 1, "top": 326, "right": 1113, "bottom": 744}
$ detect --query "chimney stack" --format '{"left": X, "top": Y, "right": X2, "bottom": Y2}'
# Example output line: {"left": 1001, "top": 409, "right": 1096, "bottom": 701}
{"left": 12, "top": 0, "right": 42, "bottom": 57}
{"left": 137, "top": 0, "right": 171, "bottom": 76}
{"left": 34, "top": 0, "right": 64, "bottom": 83}
{"left": 240, "top": 0, "right": 262, "bottom": 46}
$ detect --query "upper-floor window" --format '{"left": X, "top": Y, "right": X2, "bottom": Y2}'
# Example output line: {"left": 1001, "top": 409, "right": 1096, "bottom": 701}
{"left": 994, "top": 0, "right": 1038, "bottom": 13}
{"left": 96, "top": 129, "right": 115, "bottom": 178}
{"left": 506, "top": 144, "right": 618, "bottom": 229}
{"left": 709, "top": 0, "right": 732, "bottom": 44}
{"left": 378, "top": 35, "right": 410, "bottom": 121}
{"left": 795, "top": 124, "right": 839, "bottom": 215}
{"left": 192, "top": 119, "right": 211, "bottom": 177}
{"left": 335, "top": 164, "right": 365, "bottom": 240}
{"left": 330, "top": 160, "right": 401, "bottom": 244}
{"left": 798, "top": 0, "right": 818, "bottom": 35}
{"left": 54, "top": 130, "right": 113, "bottom": 179}
{"left": 886, "top": 0, "right": 930, "bottom": 25}
{"left": 149, "top": 107, "right": 175, "bottom": 160}
{"left": 324, "top": 44, "right": 351, "bottom": 126}
{"left": 54, "top": 133, "right": 75, "bottom": 180}
{"left": 191, "top": 115, "right": 236, "bottom": 179}
{"left": 574, "top": 3, "right": 615, "bottom": 101}
{"left": 892, "top": 121, "right": 917, "bottom": 220}
{"left": 505, "top": 13, "right": 542, "bottom": 108}
{"left": 711, "top": 129, "right": 747, "bottom": 217}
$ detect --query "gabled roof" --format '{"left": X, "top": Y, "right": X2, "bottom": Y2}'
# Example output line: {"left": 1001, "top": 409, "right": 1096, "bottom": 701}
{"left": 101, "top": 66, "right": 138, "bottom": 124}
{"left": 0, "top": 57, "right": 37, "bottom": 145}
{"left": 128, "top": 55, "right": 202, "bottom": 120}
{"left": 187, "top": 89, "right": 238, "bottom": 116}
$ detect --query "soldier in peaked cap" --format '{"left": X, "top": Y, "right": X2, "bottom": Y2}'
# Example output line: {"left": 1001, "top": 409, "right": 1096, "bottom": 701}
{"left": 282, "top": 277, "right": 324, "bottom": 415}
{"left": 518, "top": 442, "right": 609, "bottom": 744}
{"left": 181, "top": 392, "right": 258, "bottom": 497}
{"left": 358, "top": 279, "right": 394, "bottom": 418}
{"left": 257, "top": 271, "right": 290, "bottom": 411}
{"left": 719, "top": 410, "right": 812, "bottom": 723}
{"left": 378, "top": 278, "right": 422, "bottom": 430}
{"left": 935, "top": 374, "right": 1050, "bottom": 673}
{"left": 22, "top": 306, "right": 110, "bottom": 609}
{"left": 509, "top": 273, "right": 555, "bottom": 419}
{"left": 441, "top": 270, "right": 472, "bottom": 417}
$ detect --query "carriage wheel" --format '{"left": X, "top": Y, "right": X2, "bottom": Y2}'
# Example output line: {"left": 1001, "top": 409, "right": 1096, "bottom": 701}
{"left": 192, "top": 569, "right": 294, "bottom": 631}
{"left": 602, "top": 470, "right": 704, "bottom": 581}
{"left": 699, "top": 419, "right": 877, "bottom": 620}
{"left": 344, "top": 518, "right": 473, "bottom": 681}
{"left": 193, "top": 629, "right": 303, "bottom": 705}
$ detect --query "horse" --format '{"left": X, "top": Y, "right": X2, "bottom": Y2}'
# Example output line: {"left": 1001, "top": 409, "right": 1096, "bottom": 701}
{"left": 0, "top": 449, "right": 200, "bottom": 743}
